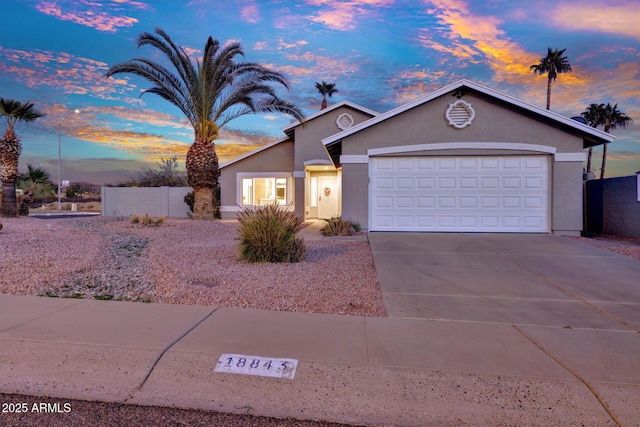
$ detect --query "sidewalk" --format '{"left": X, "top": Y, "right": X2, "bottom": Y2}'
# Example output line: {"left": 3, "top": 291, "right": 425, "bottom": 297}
{"left": 1, "top": 293, "right": 635, "bottom": 426}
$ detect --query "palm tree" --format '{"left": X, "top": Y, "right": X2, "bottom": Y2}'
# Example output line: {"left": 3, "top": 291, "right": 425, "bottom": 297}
{"left": 105, "top": 28, "right": 304, "bottom": 220}
{"left": 22, "top": 163, "right": 51, "bottom": 184}
{"left": 530, "top": 48, "right": 572, "bottom": 110}
{"left": 581, "top": 103, "right": 604, "bottom": 177}
{"left": 0, "top": 98, "right": 44, "bottom": 218}
{"left": 315, "top": 81, "right": 338, "bottom": 110}
{"left": 598, "top": 103, "right": 633, "bottom": 179}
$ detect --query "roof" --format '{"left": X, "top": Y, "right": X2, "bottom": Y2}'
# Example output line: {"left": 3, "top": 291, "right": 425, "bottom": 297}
{"left": 219, "top": 136, "right": 290, "bottom": 169}
{"left": 221, "top": 100, "right": 379, "bottom": 168}
{"left": 322, "top": 79, "right": 615, "bottom": 147}
{"left": 282, "top": 100, "right": 379, "bottom": 135}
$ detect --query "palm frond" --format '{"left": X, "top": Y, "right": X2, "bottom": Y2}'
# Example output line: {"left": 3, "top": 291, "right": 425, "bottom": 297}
{"left": 0, "top": 98, "right": 45, "bottom": 130}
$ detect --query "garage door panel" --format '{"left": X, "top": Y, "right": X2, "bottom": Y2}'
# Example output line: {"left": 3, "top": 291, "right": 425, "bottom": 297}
{"left": 370, "top": 156, "right": 549, "bottom": 232}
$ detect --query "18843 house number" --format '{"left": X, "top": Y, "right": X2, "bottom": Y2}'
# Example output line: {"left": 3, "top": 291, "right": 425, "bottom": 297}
{"left": 214, "top": 354, "right": 298, "bottom": 379}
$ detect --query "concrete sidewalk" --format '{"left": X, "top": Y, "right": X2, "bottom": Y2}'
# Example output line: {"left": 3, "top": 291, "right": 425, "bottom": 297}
{"left": 1, "top": 293, "right": 637, "bottom": 426}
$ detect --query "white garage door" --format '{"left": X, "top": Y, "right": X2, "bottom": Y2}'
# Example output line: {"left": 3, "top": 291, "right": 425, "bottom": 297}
{"left": 369, "top": 156, "right": 550, "bottom": 232}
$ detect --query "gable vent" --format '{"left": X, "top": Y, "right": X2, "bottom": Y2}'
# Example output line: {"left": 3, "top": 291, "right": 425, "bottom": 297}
{"left": 446, "top": 100, "right": 475, "bottom": 129}
{"left": 336, "top": 113, "right": 354, "bottom": 130}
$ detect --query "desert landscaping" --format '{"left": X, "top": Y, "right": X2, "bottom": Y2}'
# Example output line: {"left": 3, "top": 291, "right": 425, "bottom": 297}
{"left": 0, "top": 215, "right": 388, "bottom": 317}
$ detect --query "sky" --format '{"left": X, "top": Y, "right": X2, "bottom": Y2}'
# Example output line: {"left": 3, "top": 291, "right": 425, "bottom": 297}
{"left": 0, "top": 0, "right": 638, "bottom": 185}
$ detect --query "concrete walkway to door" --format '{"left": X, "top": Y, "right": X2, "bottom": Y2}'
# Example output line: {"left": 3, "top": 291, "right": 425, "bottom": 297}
{"left": 369, "top": 232, "right": 640, "bottom": 425}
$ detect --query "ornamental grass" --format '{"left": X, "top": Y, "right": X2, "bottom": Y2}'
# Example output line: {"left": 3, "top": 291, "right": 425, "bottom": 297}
{"left": 237, "top": 203, "right": 306, "bottom": 263}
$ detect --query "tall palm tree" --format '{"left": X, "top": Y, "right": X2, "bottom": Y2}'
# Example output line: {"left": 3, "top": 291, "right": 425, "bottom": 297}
{"left": 0, "top": 98, "right": 44, "bottom": 218}
{"left": 530, "top": 48, "right": 572, "bottom": 110}
{"left": 315, "top": 81, "right": 337, "bottom": 110}
{"left": 105, "top": 28, "right": 304, "bottom": 219}
{"left": 598, "top": 103, "right": 633, "bottom": 179}
{"left": 581, "top": 103, "right": 604, "bottom": 177}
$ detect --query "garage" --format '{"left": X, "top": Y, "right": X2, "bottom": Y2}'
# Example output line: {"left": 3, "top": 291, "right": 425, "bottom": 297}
{"left": 369, "top": 155, "right": 550, "bottom": 232}
{"left": 322, "top": 80, "right": 614, "bottom": 235}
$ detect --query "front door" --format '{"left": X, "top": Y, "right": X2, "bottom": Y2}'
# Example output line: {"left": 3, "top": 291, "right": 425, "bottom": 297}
{"left": 317, "top": 176, "right": 338, "bottom": 218}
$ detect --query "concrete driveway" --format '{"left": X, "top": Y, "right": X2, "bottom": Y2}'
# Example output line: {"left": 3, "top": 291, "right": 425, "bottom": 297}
{"left": 369, "top": 232, "right": 640, "bottom": 331}
{"left": 368, "top": 232, "right": 640, "bottom": 424}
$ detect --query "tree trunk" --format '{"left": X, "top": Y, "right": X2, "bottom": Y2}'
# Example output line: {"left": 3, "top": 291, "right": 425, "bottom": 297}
{"left": 186, "top": 138, "right": 219, "bottom": 220}
{"left": 0, "top": 129, "right": 20, "bottom": 218}
{"left": 0, "top": 181, "right": 18, "bottom": 218}
{"left": 192, "top": 187, "right": 215, "bottom": 220}
{"left": 586, "top": 146, "right": 593, "bottom": 177}
{"left": 600, "top": 142, "right": 608, "bottom": 179}
{"left": 321, "top": 96, "right": 327, "bottom": 110}
{"left": 546, "top": 76, "right": 552, "bottom": 110}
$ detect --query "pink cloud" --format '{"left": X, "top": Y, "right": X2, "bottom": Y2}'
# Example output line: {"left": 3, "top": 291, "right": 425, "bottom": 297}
{"left": 306, "top": 0, "right": 395, "bottom": 31}
{"left": 283, "top": 51, "right": 360, "bottom": 80}
{"left": 33, "top": 0, "right": 151, "bottom": 33}
{"left": 0, "top": 46, "right": 131, "bottom": 100}
{"left": 240, "top": 3, "right": 260, "bottom": 23}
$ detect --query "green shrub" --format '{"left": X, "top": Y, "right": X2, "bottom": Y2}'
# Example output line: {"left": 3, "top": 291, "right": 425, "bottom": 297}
{"left": 237, "top": 203, "right": 306, "bottom": 263}
{"left": 320, "top": 216, "right": 352, "bottom": 236}
{"left": 348, "top": 219, "right": 361, "bottom": 233}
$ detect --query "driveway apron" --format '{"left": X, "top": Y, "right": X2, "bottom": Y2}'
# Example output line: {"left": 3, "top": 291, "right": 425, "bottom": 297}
{"left": 368, "top": 232, "right": 640, "bottom": 330}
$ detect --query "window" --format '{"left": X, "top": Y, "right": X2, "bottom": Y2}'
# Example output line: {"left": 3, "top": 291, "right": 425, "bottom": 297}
{"left": 241, "top": 176, "right": 288, "bottom": 206}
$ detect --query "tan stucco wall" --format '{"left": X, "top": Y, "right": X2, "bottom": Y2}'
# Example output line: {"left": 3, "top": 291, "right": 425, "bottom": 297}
{"left": 294, "top": 106, "right": 375, "bottom": 170}
{"left": 341, "top": 93, "right": 584, "bottom": 156}
{"left": 552, "top": 161, "right": 584, "bottom": 235}
{"left": 341, "top": 163, "right": 369, "bottom": 227}
{"left": 339, "top": 92, "right": 586, "bottom": 233}
{"left": 219, "top": 140, "right": 294, "bottom": 219}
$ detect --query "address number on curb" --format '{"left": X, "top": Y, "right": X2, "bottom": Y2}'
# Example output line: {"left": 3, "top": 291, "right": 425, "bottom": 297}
{"left": 214, "top": 354, "right": 298, "bottom": 379}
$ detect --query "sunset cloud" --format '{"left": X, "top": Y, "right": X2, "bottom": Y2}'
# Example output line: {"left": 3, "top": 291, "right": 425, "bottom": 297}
{"left": 306, "top": 0, "right": 395, "bottom": 30}
{"left": 284, "top": 51, "right": 360, "bottom": 80}
{"left": 0, "top": 47, "right": 129, "bottom": 100}
{"left": 553, "top": 2, "right": 640, "bottom": 41}
{"left": 33, "top": 0, "right": 151, "bottom": 33}
{"left": 421, "top": 0, "right": 540, "bottom": 84}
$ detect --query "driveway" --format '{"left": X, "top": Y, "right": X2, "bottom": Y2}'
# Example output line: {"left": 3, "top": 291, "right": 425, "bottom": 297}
{"left": 369, "top": 232, "right": 640, "bottom": 331}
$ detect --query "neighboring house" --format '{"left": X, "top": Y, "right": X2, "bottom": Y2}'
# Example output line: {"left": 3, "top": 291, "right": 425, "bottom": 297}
{"left": 220, "top": 79, "right": 613, "bottom": 235}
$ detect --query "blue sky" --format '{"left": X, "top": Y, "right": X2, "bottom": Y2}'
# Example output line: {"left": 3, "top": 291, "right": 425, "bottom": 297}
{"left": 1, "top": 0, "right": 638, "bottom": 184}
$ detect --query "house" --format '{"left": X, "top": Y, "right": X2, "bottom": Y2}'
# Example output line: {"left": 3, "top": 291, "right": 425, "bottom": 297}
{"left": 220, "top": 79, "right": 614, "bottom": 235}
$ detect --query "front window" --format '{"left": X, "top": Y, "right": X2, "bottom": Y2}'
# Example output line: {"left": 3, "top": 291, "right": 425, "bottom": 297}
{"left": 242, "top": 177, "right": 288, "bottom": 206}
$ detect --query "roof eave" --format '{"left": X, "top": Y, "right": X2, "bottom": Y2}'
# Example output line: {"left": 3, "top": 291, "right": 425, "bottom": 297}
{"left": 282, "top": 100, "right": 379, "bottom": 133}
{"left": 219, "top": 136, "right": 291, "bottom": 169}
{"left": 322, "top": 79, "right": 615, "bottom": 147}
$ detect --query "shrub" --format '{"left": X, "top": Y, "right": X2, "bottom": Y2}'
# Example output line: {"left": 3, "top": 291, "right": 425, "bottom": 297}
{"left": 320, "top": 216, "right": 352, "bottom": 236}
{"left": 348, "top": 220, "right": 362, "bottom": 233}
{"left": 131, "top": 213, "right": 163, "bottom": 226}
{"left": 237, "top": 203, "right": 306, "bottom": 263}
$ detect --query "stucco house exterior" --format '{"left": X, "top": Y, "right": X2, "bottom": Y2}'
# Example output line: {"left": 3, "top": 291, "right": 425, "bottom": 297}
{"left": 220, "top": 79, "right": 613, "bottom": 235}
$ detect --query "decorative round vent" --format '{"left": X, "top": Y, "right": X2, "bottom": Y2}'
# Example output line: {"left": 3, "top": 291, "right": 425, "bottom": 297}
{"left": 336, "top": 113, "right": 354, "bottom": 130}
{"left": 446, "top": 100, "right": 475, "bottom": 129}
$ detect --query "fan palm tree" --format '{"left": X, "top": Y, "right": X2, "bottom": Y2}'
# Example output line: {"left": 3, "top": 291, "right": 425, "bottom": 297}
{"left": 22, "top": 163, "right": 51, "bottom": 184}
{"left": 105, "top": 28, "right": 304, "bottom": 219}
{"left": 315, "top": 81, "right": 337, "bottom": 110}
{"left": 0, "top": 98, "right": 44, "bottom": 218}
{"left": 598, "top": 103, "right": 633, "bottom": 179}
{"left": 530, "top": 48, "right": 572, "bottom": 110}
{"left": 581, "top": 103, "right": 604, "bottom": 177}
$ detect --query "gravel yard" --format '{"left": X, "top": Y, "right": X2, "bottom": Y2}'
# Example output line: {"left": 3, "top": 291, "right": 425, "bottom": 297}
{"left": 0, "top": 217, "right": 387, "bottom": 317}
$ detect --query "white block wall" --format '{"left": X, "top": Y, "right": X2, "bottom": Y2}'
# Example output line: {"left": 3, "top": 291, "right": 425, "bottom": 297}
{"left": 101, "top": 186, "right": 192, "bottom": 218}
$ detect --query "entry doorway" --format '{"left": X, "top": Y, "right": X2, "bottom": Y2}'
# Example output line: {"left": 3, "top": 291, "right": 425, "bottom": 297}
{"left": 317, "top": 176, "right": 338, "bottom": 218}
